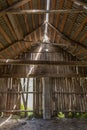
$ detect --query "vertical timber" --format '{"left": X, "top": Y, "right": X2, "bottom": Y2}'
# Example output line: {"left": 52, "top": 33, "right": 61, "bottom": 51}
{"left": 42, "top": 77, "right": 52, "bottom": 119}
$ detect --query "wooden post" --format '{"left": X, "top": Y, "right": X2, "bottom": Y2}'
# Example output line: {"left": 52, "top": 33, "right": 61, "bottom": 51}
{"left": 42, "top": 77, "right": 52, "bottom": 119}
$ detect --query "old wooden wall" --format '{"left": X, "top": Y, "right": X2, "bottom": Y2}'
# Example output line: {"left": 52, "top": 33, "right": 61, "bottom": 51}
{"left": 0, "top": 45, "right": 87, "bottom": 117}
{"left": 33, "top": 77, "right": 87, "bottom": 116}
{"left": 0, "top": 78, "right": 20, "bottom": 116}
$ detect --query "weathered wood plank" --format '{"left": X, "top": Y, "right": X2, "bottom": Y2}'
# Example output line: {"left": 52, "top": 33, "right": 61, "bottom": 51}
{"left": 0, "top": 60, "right": 87, "bottom": 66}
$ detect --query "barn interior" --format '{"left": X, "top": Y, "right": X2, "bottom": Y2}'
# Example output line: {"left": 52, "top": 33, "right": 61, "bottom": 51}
{"left": 0, "top": 0, "right": 87, "bottom": 130}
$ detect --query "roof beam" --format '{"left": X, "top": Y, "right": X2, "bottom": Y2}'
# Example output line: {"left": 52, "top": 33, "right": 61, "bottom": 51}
{"left": 29, "top": 1, "right": 36, "bottom": 29}
{"left": 0, "top": 73, "right": 86, "bottom": 78}
{"left": 79, "top": 33, "right": 87, "bottom": 42}
{"left": 66, "top": 3, "right": 84, "bottom": 35}
{"left": 1, "top": 9, "right": 86, "bottom": 15}
{"left": 21, "top": 5, "right": 30, "bottom": 33}
{"left": 55, "top": 0, "right": 64, "bottom": 28}
{"left": 0, "top": 0, "right": 31, "bottom": 16}
{"left": 66, "top": 13, "right": 78, "bottom": 35}
{"left": 71, "top": 0, "right": 87, "bottom": 6}
{"left": 38, "top": 0, "right": 41, "bottom": 24}
{"left": 72, "top": 17, "right": 87, "bottom": 40}
{"left": 0, "top": 25, "right": 11, "bottom": 44}
{"left": 60, "top": 1, "right": 72, "bottom": 32}
{"left": 0, "top": 24, "right": 44, "bottom": 58}
{"left": 0, "top": 60, "right": 87, "bottom": 66}
{"left": 48, "top": 23, "right": 87, "bottom": 50}
{"left": 7, "top": 14, "right": 23, "bottom": 40}
{"left": 3, "top": 15, "right": 17, "bottom": 40}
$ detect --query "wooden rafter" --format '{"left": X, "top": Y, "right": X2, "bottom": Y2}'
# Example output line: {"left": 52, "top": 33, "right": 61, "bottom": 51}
{"left": 38, "top": 0, "right": 41, "bottom": 24}
{"left": 71, "top": 0, "right": 87, "bottom": 6}
{"left": 3, "top": 13, "right": 21, "bottom": 54}
{"left": 49, "top": 0, "right": 56, "bottom": 24}
{"left": 47, "top": 23, "right": 87, "bottom": 60}
{"left": 66, "top": 2, "right": 85, "bottom": 35}
{"left": 49, "top": 0, "right": 57, "bottom": 42}
{"left": 48, "top": 23, "right": 87, "bottom": 50}
{"left": 0, "top": 24, "right": 44, "bottom": 58}
{"left": 0, "top": 0, "right": 31, "bottom": 16}
{"left": 2, "top": 0, "right": 18, "bottom": 56}
{"left": 66, "top": 13, "right": 78, "bottom": 35}
{"left": 7, "top": 14, "right": 23, "bottom": 40}
{"left": 3, "top": 15, "right": 17, "bottom": 40}
{"left": 24, "top": 23, "right": 44, "bottom": 40}
{"left": 72, "top": 16, "right": 87, "bottom": 40}
{"left": 0, "top": 25, "right": 11, "bottom": 44}
{"left": 0, "top": 42, "right": 4, "bottom": 49}
{"left": 79, "top": 33, "right": 87, "bottom": 42}
{"left": 29, "top": 1, "right": 36, "bottom": 29}
{"left": 60, "top": 1, "right": 72, "bottom": 32}
{"left": 20, "top": 5, "right": 30, "bottom": 33}
{"left": 5, "top": 49, "right": 12, "bottom": 57}
{"left": 7, "top": 14, "right": 24, "bottom": 52}
{"left": 55, "top": 0, "right": 64, "bottom": 28}
{"left": 1, "top": 0, "right": 21, "bottom": 56}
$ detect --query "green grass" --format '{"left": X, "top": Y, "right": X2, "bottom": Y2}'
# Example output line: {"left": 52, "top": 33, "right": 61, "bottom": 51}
{"left": 57, "top": 112, "right": 87, "bottom": 119}
{"left": 20, "top": 104, "right": 33, "bottom": 118}
{"left": 68, "top": 112, "right": 87, "bottom": 119}
{"left": 57, "top": 112, "right": 65, "bottom": 119}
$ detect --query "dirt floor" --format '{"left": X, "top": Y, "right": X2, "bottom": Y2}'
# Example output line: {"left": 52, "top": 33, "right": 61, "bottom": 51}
{"left": 0, "top": 117, "right": 87, "bottom": 130}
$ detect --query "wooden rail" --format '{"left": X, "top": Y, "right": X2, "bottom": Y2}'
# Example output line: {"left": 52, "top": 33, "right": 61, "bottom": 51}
{"left": 1, "top": 9, "right": 86, "bottom": 15}
{"left": 0, "top": 73, "right": 86, "bottom": 78}
{"left": 0, "top": 60, "right": 87, "bottom": 66}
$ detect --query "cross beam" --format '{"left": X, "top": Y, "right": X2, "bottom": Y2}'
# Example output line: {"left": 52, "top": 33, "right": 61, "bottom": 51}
{"left": 0, "top": 73, "right": 86, "bottom": 78}
{"left": 0, "top": 9, "right": 86, "bottom": 15}
{"left": 0, "top": 59, "right": 87, "bottom": 66}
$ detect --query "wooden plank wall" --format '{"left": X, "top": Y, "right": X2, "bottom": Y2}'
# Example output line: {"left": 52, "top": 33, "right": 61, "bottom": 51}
{"left": 0, "top": 79, "right": 7, "bottom": 113}
{"left": 0, "top": 78, "right": 20, "bottom": 116}
{"left": 33, "top": 77, "right": 87, "bottom": 116}
{"left": 0, "top": 77, "right": 87, "bottom": 116}
{"left": 51, "top": 77, "right": 87, "bottom": 115}
{"left": 0, "top": 46, "right": 87, "bottom": 117}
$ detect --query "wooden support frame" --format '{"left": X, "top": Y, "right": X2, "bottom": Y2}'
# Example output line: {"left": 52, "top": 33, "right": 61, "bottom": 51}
{"left": 0, "top": 110, "right": 34, "bottom": 113}
{"left": 0, "top": 110, "right": 86, "bottom": 113}
{"left": 0, "top": 0, "right": 31, "bottom": 16}
{"left": 0, "top": 73, "right": 87, "bottom": 78}
{"left": 0, "top": 23, "right": 44, "bottom": 58}
{"left": 0, "top": 59, "right": 87, "bottom": 66}
{"left": 71, "top": 0, "right": 87, "bottom": 6}
{"left": 48, "top": 22, "right": 87, "bottom": 50}
{"left": 1, "top": 9, "right": 86, "bottom": 15}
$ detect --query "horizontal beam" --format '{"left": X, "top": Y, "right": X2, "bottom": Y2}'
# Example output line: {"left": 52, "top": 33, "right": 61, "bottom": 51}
{"left": 0, "top": 59, "right": 87, "bottom": 66}
{"left": 0, "top": 110, "right": 86, "bottom": 113}
{"left": 0, "top": 91, "right": 42, "bottom": 94}
{"left": 0, "top": 73, "right": 87, "bottom": 78}
{"left": 0, "top": 110, "right": 34, "bottom": 113}
{"left": 1, "top": 9, "right": 86, "bottom": 15}
{"left": 23, "top": 41, "right": 69, "bottom": 46}
{"left": 54, "top": 92, "right": 87, "bottom": 94}
{"left": 0, "top": 91, "right": 86, "bottom": 94}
